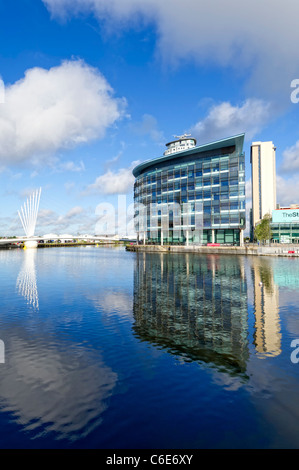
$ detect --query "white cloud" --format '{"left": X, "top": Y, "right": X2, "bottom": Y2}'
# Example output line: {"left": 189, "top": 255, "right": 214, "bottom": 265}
{"left": 43, "top": 0, "right": 299, "bottom": 100}
{"left": 33, "top": 205, "right": 99, "bottom": 234}
{"left": 276, "top": 175, "right": 299, "bottom": 207}
{"left": 61, "top": 206, "right": 84, "bottom": 220}
{"left": 281, "top": 141, "right": 299, "bottom": 173}
{"left": 191, "top": 99, "right": 271, "bottom": 143}
{"left": 56, "top": 160, "right": 86, "bottom": 173}
{"left": 84, "top": 160, "right": 140, "bottom": 195}
{"left": 0, "top": 60, "right": 126, "bottom": 166}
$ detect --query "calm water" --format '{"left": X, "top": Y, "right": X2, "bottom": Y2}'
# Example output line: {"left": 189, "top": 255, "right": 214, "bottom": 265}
{"left": 0, "top": 246, "right": 298, "bottom": 449}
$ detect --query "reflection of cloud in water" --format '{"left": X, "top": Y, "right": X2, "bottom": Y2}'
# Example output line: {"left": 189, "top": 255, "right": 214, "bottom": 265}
{"left": 16, "top": 250, "right": 39, "bottom": 310}
{"left": 89, "top": 290, "right": 133, "bottom": 318}
{"left": 0, "top": 335, "right": 117, "bottom": 442}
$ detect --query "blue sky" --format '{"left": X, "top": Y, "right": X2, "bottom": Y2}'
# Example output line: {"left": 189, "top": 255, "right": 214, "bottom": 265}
{"left": 0, "top": 0, "right": 299, "bottom": 236}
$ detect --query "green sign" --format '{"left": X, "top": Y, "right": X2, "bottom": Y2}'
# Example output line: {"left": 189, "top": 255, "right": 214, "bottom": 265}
{"left": 272, "top": 209, "right": 299, "bottom": 223}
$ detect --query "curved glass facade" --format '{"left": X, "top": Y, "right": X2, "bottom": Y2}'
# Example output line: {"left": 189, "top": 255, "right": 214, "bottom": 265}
{"left": 133, "top": 135, "right": 246, "bottom": 245}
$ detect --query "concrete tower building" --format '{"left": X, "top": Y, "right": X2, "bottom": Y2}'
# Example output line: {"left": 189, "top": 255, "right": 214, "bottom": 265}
{"left": 251, "top": 141, "right": 276, "bottom": 234}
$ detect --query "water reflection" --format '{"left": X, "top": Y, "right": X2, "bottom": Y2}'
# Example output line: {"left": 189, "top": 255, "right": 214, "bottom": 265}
{"left": 133, "top": 253, "right": 286, "bottom": 376}
{"left": 133, "top": 253, "right": 250, "bottom": 377}
{"left": 0, "top": 333, "right": 117, "bottom": 442}
{"left": 5, "top": 249, "right": 120, "bottom": 443}
{"left": 251, "top": 258, "right": 281, "bottom": 357}
{"left": 16, "top": 249, "right": 39, "bottom": 310}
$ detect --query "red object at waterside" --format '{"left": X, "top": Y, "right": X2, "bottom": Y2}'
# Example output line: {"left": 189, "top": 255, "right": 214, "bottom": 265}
{"left": 207, "top": 243, "right": 220, "bottom": 247}
{"left": 288, "top": 251, "right": 295, "bottom": 254}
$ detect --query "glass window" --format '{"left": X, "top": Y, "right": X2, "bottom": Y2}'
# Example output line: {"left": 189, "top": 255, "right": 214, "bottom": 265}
{"left": 229, "top": 168, "right": 238, "bottom": 177}
{"left": 225, "top": 231, "right": 234, "bottom": 243}
{"left": 230, "top": 202, "right": 239, "bottom": 210}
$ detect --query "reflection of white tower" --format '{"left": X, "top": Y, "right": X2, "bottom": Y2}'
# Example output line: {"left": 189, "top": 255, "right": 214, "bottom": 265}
{"left": 18, "top": 188, "right": 41, "bottom": 249}
{"left": 252, "top": 261, "right": 281, "bottom": 357}
{"left": 16, "top": 250, "right": 39, "bottom": 310}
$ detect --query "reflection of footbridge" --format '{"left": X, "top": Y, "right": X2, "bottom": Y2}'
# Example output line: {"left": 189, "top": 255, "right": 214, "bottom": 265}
{"left": 16, "top": 249, "right": 39, "bottom": 310}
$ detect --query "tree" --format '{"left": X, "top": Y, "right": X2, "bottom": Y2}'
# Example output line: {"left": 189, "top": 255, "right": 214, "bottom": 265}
{"left": 254, "top": 213, "right": 272, "bottom": 244}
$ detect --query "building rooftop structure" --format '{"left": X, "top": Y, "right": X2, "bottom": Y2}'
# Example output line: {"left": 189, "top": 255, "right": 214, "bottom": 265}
{"left": 133, "top": 134, "right": 245, "bottom": 178}
{"left": 163, "top": 134, "right": 197, "bottom": 156}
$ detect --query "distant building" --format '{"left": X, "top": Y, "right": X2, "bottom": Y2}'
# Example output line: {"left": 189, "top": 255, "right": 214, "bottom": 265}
{"left": 251, "top": 141, "right": 276, "bottom": 238}
{"left": 271, "top": 206, "right": 299, "bottom": 243}
{"left": 133, "top": 133, "right": 246, "bottom": 246}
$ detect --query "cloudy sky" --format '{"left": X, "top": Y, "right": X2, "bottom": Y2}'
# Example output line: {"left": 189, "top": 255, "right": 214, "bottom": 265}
{"left": 0, "top": 0, "right": 299, "bottom": 235}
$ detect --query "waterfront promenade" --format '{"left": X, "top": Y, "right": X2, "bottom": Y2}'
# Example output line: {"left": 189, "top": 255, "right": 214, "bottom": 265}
{"left": 126, "top": 244, "right": 299, "bottom": 257}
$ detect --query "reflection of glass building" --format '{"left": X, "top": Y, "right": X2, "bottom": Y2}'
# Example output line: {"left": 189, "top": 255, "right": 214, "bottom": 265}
{"left": 133, "top": 253, "right": 249, "bottom": 376}
{"left": 133, "top": 134, "right": 246, "bottom": 246}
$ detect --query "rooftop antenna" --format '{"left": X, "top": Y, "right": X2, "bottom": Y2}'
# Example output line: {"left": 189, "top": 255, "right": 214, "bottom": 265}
{"left": 173, "top": 133, "right": 192, "bottom": 139}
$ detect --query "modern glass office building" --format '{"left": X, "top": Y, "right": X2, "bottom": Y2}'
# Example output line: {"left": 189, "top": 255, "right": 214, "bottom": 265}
{"left": 133, "top": 134, "right": 246, "bottom": 246}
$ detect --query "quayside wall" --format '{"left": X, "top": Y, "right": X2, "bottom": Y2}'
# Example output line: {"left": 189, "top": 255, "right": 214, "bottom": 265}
{"left": 126, "top": 245, "right": 299, "bottom": 257}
